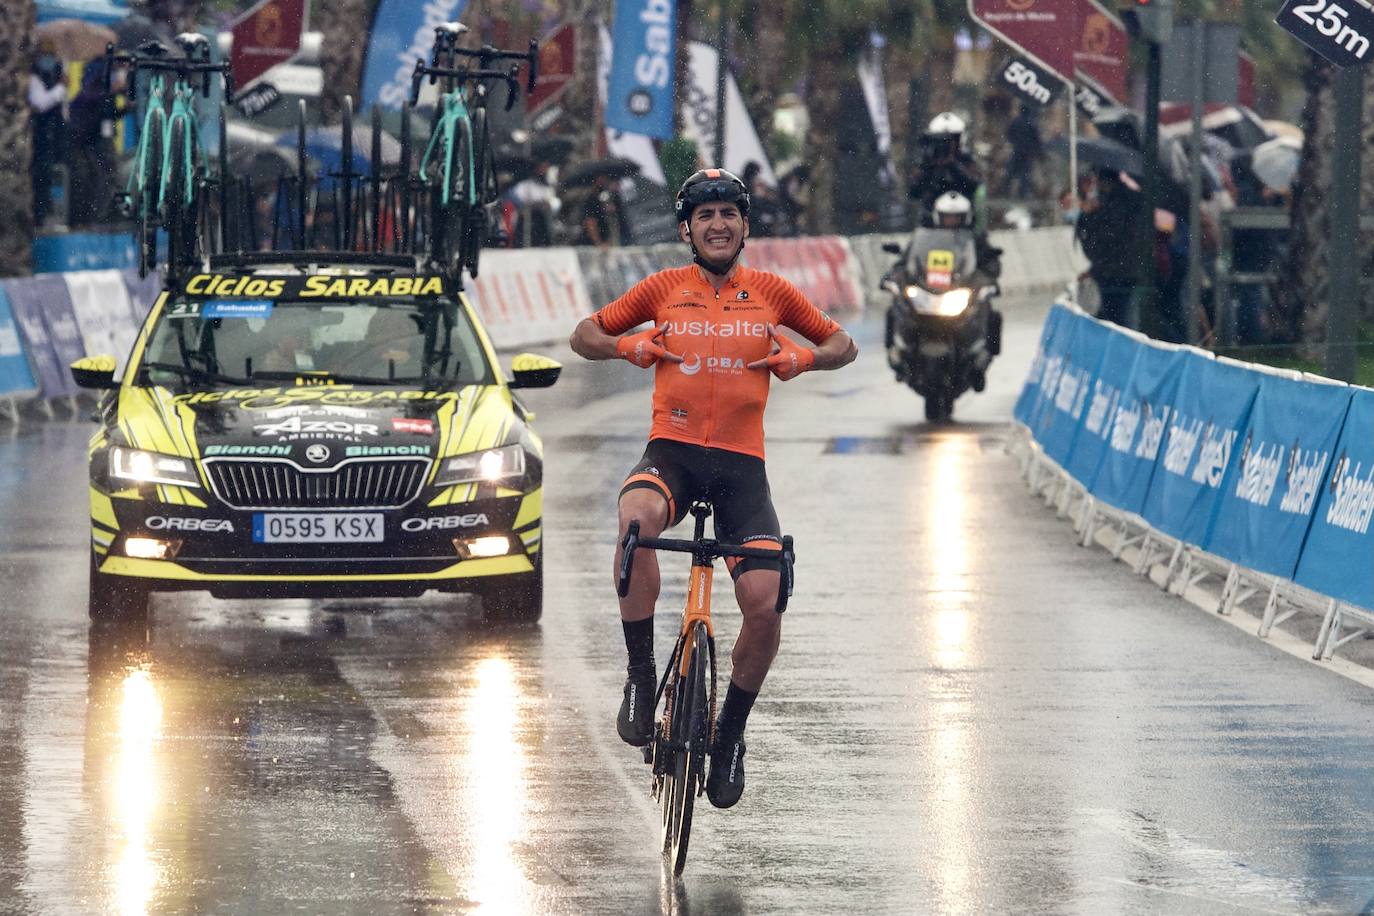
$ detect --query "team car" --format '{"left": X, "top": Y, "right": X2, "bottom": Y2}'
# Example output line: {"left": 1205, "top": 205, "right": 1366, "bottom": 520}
{"left": 71, "top": 255, "right": 560, "bottom": 625}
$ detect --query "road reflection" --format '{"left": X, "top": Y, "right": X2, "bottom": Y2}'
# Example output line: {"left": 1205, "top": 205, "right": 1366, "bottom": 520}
{"left": 922, "top": 437, "right": 977, "bottom": 912}
{"left": 464, "top": 655, "right": 531, "bottom": 911}
{"left": 113, "top": 665, "right": 163, "bottom": 916}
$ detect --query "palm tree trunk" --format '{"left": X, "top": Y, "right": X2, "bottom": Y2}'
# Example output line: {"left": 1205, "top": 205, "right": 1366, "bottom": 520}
{"left": 0, "top": 0, "right": 34, "bottom": 278}
{"left": 318, "top": 0, "right": 370, "bottom": 122}
{"left": 804, "top": 44, "right": 843, "bottom": 234}
{"left": 1272, "top": 51, "right": 1331, "bottom": 346}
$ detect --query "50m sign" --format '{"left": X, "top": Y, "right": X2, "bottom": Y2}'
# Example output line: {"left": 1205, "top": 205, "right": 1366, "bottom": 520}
{"left": 1277, "top": 0, "right": 1374, "bottom": 67}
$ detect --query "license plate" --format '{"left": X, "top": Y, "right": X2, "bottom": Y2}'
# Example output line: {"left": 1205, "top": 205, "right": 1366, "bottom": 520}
{"left": 252, "top": 513, "right": 384, "bottom": 543}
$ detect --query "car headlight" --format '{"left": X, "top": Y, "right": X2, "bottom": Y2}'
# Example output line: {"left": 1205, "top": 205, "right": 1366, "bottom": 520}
{"left": 913, "top": 288, "right": 972, "bottom": 317}
{"left": 110, "top": 447, "right": 202, "bottom": 488}
{"left": 435, "top": 445, "right": 526, "bottom": 487}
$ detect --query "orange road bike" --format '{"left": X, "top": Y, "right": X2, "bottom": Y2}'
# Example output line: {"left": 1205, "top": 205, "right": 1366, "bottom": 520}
{"left": 618, "top": 502, "right": 795, "bottom": 875}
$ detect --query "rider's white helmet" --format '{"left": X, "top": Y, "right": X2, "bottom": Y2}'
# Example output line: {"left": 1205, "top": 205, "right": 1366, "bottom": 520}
{"left": 927, "top": 112, "right": 967, "bottom": 138}
{"left": 933, "top": 191, "right": 972, "bottom": 228}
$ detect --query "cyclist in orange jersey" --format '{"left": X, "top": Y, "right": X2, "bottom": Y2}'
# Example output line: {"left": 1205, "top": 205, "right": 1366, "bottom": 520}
{"left": 569, "top": 168, "right": 857, "bottom": 808}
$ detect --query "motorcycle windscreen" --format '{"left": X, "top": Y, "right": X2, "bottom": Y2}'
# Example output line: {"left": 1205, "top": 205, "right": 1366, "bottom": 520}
{"left": 904, "top": 228, "right": 977, "bottom": 289}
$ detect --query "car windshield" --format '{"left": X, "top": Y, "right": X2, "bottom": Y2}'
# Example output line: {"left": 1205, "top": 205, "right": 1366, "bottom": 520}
{"left": 139, "top": 297, "right": 494, "bottom": 389}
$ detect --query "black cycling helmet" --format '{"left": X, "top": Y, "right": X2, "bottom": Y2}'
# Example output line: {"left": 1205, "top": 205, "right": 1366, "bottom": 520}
{"left": 675, "top": 168, "right": 751, "bottom": 223}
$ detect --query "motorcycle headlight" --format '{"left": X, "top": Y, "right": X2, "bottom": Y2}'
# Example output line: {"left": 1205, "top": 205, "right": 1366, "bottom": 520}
{"left": 904, "top": 285, "right": 933, "bottom": 311}
{"left": 110, "top": 447, "right": 202, "bottom": 488}
{"left": 914, "top": 288, "right": 972, "bottom": 317}
{"left": 436, "top": 445, "right": 526, "bottom": 486}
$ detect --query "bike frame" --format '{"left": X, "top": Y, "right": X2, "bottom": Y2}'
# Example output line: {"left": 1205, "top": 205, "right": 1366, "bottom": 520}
{"left": 618, "top": 502, "right": 795, "bottom": 875}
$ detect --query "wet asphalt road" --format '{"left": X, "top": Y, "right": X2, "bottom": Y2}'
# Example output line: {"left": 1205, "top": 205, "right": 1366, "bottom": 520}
{"left": 5, "top": 300, "right": 1374, "bottom": 915}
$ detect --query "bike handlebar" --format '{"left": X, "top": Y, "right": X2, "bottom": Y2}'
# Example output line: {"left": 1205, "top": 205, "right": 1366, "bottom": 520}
{"left": 617, "top": 521, "right": 796, "bottom": 613}
{"left": 104, "top": 41, "right": 234, "bottom": 101}
{"left": 408, "top": 61, "right": 528, "bottom": 110}
{"left": 444, "top": 40, "right": 540, "bottom": 93}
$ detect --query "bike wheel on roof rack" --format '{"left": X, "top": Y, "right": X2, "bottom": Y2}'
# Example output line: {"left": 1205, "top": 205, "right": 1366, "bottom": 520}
{"left": 296, "top": 100, "right": 308, "bottom": 249}
{"left": 462, "top": 107, "right": 497, "bottom": 279}
{"left": 165, "top": 118, "right": 190, "bottom": 273}
{"left": 137, "top": 114, "right": 163, "bottom": 277}
{"left": 340, "top": 95, "right": 354, "bottom": 250}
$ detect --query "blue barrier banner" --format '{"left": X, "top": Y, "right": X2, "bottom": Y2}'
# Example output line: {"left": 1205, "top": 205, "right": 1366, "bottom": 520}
{"left": 1014, "top": 304, "right": 1067, "bottom": 426}
{"left": 0, "top": 287, "right": 37, "bottom": 397}
{"left": 121, "top": 269, "right": 163, "bottom": 325}
{"left": 1041, "top": 315, "right": 1118, "bottom": 467}
{"left": 1027, "top": 312, "right": 1098, "bottom": 465}
{"left": 606, "top": 0, "right": 677, "bottom": 139}
{"left": 1294, "top": 389, "right": 1374, "bottom": 609}
{"left": 3, "top": 277, "right": 74, "bottom": 397}
{"left": 1141, "top": 355, "right": 1260, "bottom": 544}
{"left": 1204, "top": 375, "right": 1352, "bottom": 578}
{"left": 360, "top": 0, "right": 470, "bottom": 111}
{"left": 1089, "top": 342, "right": 1185, "bottom": 514}
{"left": 33, "top": 231, "right": 137, "bottom": 273}
{"left": 1064, "top": 326, "right": 1142, "bottom": 489}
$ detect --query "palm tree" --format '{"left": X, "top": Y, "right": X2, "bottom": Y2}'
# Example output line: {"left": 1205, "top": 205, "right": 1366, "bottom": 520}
{"left": 317, "top": 0, "right": 371, "bottom": 121}
{"left": 0, "top": 0, "right": 34, "bottom": 277}
{"left": 1271, "top": 52, "right": 1331, "bottom": 346}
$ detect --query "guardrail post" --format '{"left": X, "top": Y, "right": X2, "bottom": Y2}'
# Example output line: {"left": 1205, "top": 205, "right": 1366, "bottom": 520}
{"left": 1258, "top": 581, "right": 1281, "bottom": 638}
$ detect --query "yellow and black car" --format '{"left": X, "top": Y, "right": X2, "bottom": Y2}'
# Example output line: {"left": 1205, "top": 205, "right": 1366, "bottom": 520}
{"left": 72, "top": 255, "right": 560, "bottom": 625}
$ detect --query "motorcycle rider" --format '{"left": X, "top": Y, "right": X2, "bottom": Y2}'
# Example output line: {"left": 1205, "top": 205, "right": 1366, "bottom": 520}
{"left": 907, "top": 113, "right": 983, "bottom": 227}
{"left": 885, "top": 191, "right": 1003, "bottom": 389}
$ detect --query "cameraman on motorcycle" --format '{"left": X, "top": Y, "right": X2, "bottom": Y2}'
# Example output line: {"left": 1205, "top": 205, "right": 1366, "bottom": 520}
{"left": 907, "top": 113, "right": 983, "bottom": 228}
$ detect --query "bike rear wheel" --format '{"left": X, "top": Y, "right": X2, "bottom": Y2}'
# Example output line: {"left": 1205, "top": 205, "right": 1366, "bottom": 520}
{"left": 660, "top": 622, "right": 709, "bottom": 876}
{"left": 431, "top": 117, "right": 472, "bottom": 273}
{"left": 137, "top": 115, "right": 164, "bottom": 277}
{"left": 463, "top": 107, "right": 497, "bottom": 278}
{"left": 166, "top": 118, "right": 190, "bottom": 272}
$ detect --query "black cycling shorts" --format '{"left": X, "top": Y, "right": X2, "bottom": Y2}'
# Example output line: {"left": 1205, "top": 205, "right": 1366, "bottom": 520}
{"left": 620, "top": 438, "right": 782, "bottom": 579}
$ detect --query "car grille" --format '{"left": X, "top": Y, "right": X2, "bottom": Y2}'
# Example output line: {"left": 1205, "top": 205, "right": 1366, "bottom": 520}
{"left": 203, "top": 458, "right": 431, "bottom": 510}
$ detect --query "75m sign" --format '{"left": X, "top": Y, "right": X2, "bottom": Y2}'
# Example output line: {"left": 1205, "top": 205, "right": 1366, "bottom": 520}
{"left": 1277, "top": 0, "right": 1374, "bottom": 67}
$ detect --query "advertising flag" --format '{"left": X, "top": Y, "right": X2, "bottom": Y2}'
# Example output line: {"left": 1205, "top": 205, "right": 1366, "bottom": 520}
{"left": 606, "top": 0, "right": 677, "bottom": 139}
{"left": 360, "top": 0, "right": 470, "bottom": 112}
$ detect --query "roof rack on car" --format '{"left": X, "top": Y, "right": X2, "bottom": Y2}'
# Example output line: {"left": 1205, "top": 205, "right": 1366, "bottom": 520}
{"left": 115, "top": 26, "right": 538, "bottom": 289}
{"left": 207, "top": 252, "right": 425, "bottom": 271}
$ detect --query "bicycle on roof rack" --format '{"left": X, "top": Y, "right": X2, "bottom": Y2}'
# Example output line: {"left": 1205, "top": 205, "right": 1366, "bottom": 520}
{"left": 409, "top": 22, "right": 537, "bottom": 279}
{"left": 106, "top": 34, "right": 234, "bottom": 278}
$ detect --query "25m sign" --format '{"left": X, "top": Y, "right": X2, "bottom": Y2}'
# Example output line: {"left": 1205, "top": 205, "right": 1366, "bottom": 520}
{"left": 1277, "top": 0, "right": 1374, "bottom": 67}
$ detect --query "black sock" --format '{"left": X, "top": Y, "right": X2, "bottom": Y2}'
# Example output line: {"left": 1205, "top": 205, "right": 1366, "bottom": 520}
{"left": 622, "top": 617, "right": 655, "bottom": 673}
{"left": 715, "top": 680, "right": 757, "bottom": 746}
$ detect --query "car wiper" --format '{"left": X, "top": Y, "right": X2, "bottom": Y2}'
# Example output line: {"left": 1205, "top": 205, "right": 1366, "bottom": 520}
{"left": 141, "top": 361, "right": 251, "bottom": 386}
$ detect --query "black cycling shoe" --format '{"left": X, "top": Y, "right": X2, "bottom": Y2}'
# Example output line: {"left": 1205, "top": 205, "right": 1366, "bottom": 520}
{"left": 706, "top": 735, "right": 746, "bottom": 809}
{"left": 616, "top": 666, "right": 657, "bottom": 746}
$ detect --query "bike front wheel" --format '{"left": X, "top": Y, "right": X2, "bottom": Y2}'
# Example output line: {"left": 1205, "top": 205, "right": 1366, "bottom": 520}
{"left": 660, "top": 622, "right": 709, "bottom": 876}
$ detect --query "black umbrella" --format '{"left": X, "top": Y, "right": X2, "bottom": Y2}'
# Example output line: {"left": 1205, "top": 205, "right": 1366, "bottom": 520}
{"left": 558, "top": 157, "right": 641, "bottom": 189}
{"left": 1092, "top": 105, "right": 1143, "bottom": 150}
{"left": 113, "top": 13, "right": 170, "bottom": 52}
{"left": 531, "top": 136, "right": 575, "bottom": 165}
{"left": 1046, "top": 134, "right": 1144, "bottom": 177}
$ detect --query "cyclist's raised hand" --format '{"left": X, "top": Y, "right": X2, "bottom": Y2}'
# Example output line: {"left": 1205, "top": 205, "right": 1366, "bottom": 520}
{"left": 617, "top": 322, "right": 683, "bottom": 368}
{"left": 748, "top": 323, "right": 815, "bottom": 381}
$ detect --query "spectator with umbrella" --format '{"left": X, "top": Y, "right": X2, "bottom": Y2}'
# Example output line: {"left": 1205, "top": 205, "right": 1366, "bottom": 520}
{"left": 1075, "top": 166, "right": 1146, "bottom": 329}
{"left": 561, "top": 158, "right": 639, "bottom": 248}
{"left": 28, "top": 35, "right": 67, "bottom": 227}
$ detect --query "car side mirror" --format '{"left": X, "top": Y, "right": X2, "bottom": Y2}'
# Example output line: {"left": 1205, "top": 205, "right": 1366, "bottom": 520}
{"left": 71, "top": 355, "right": 118, "bottom": 390}
{"left": 881, "top": 242, "right": 903, "bottom": 255}
{"left": 507, "top": 352, "right": 561, "bottom": 389}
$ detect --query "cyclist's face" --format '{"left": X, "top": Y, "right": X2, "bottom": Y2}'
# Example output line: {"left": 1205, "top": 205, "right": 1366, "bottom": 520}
{"left": 682, "top": 204, "right": 748, "bottom": 261}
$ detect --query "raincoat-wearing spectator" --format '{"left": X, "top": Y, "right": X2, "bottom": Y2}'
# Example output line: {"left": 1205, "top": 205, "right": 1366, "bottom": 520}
{"left": 1075, "top": 167, "right": 1146, "bottom": 329}
{"left": 29, "top": 41, "right": 66, "bottom": 226}
{"left": 1000, "top": 104, "right": 1042, "bottom": 201}
{"left": 67, "top": 59, "right": 120, "bottom": 228}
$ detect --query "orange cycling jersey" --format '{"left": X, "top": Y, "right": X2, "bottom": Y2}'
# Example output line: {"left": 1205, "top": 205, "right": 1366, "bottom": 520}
{"left": 593, "top": 265, "right": 841, "bottom": 459}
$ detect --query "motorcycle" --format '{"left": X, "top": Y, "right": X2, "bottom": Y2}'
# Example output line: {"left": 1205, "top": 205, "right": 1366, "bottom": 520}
{"left": 881, "top": 226, "right": 1002, "bottom": 423}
